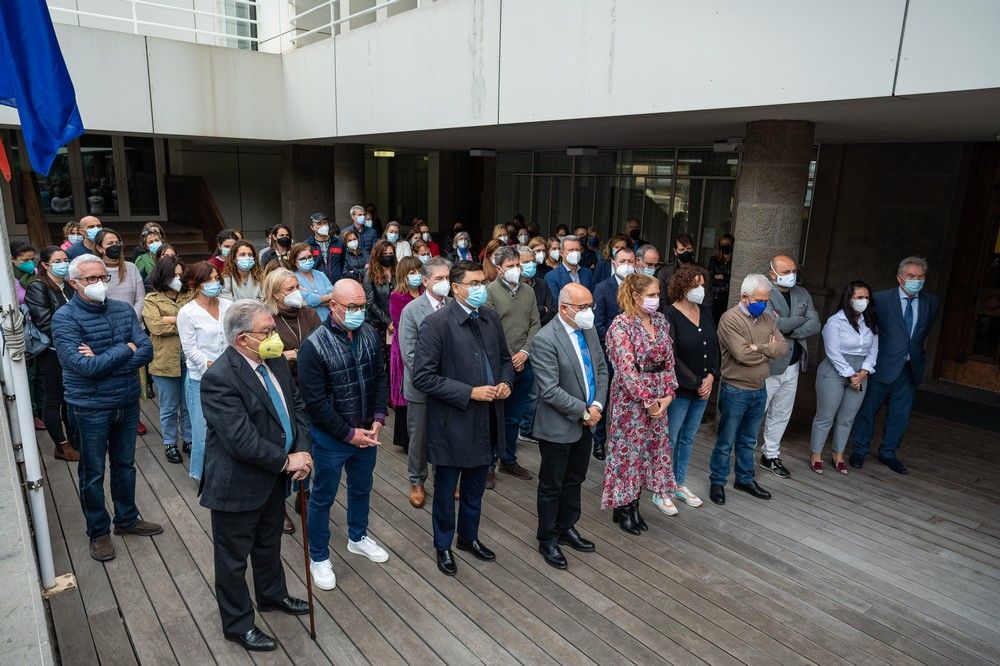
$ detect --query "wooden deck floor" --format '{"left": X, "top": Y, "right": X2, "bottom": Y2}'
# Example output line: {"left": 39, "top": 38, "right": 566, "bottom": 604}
{"left": 38, "top": 385, "right": 1000, "bottom": 665}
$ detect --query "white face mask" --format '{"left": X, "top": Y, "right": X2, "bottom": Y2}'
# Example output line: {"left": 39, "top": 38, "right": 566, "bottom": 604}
{"left": 503, "top": 266, "right": 521, "bottom": 285}
{"left": 641, "top": 296, "right": 659, "bottom": 313}
{"left": 457, "top": 239, "right": 469, "bottom": 249}
{"left": 535, "top": 251, "right": 545, "bottom": 264}
{"left": 774, "top": 271, "right": 797, "bottom": 288}
{"left": 548, "top": 249, "right": 560, "bottom": 262}
{"left": 82, "top": 281, "right": 108, "bottom": 303}
{"left": 168, "top": 277, "right": 183, "bottom": 292}
{"left": 614, "top": 263, "right": 635, "bottom": 280}
{"left": 283, "top": 290, "right": 305, "bottom": 309}
{"left": 347, "top": 239, "right": 360, "bottom": 251}
{"left": 316, "top": 225, "right": 330, "bottom": 237}
{"left": 518, "top": 234, "right": 529, "bottom": 244}
{"left": 422, "top": 232, "right": 431, "bottom": 242}
{"left": 686, "top": 285, "right": 705, "bottom": 305}
{"left": 431, "top": 279, "right": 450, "bottom": 298}
{"left": 498, "top": 234, "right": 508, "bottom": 243}
{"left": 574, "top": 308, "right": 595, "bottom": 330}
{"left": 565, "top": 250, "right": 581, "bottom": 266}
{"left": 851, "top": 298, "right": 869, "bottom": 313}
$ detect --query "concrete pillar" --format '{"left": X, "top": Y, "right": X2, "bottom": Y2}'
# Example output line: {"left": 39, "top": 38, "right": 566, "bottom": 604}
{"left": 729, "top": 119, "right": 815, "bottom": 304}
{"left": 332, "top": 143, "right": 365, "bottom": 226}
{"left": 280, "top": 143, "right": 365, "bottom": 238}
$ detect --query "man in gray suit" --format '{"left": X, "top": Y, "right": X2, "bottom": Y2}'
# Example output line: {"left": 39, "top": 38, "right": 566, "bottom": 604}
{"left": 397, "top": 256, "right": 452, "bottom": 508}
{"left": 529, "top": 283, "right": 608, "bottom": 570}
{"left": 760, "top": 255, "right": 821, "bottom": 478}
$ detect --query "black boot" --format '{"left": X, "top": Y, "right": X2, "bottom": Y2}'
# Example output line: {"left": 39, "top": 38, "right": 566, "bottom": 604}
{"left": 631, "top": 499, "right": 648, "bottom": 531}
{"left": 613, "top": 506, "right": 641, "bottom": 535}
{"left": 592, "top": 440, "right": 606, "bottom": 461}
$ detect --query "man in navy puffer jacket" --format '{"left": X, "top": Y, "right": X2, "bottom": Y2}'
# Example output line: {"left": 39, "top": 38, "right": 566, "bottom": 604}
{"left": 297, "top": 278, "right": 390, "bottom": 590}
{"left": 52, "top": 254, "right": 160, "bottom": 562}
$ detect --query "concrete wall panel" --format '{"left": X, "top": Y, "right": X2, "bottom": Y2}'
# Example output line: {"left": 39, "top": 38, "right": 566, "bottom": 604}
{"left": 283, "top": 38, "right": 338, "bottom": 140}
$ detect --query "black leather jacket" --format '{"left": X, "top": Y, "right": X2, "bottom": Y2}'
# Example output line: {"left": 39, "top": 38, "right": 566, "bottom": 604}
{"left": 24, "top": 276, "right": 73, "bottom": 337}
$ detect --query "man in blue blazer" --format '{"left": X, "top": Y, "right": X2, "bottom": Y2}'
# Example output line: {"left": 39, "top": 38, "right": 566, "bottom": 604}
{"left": 849, "top": 257, "right": 939, "bottom": 474}
{"left": 545, "top": 235, "right": 594, "bottom": 301}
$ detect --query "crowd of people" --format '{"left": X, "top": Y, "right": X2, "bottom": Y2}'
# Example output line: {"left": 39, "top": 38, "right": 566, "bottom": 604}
{"left": 10, "top": 207, "right": 938, "bottom": 652}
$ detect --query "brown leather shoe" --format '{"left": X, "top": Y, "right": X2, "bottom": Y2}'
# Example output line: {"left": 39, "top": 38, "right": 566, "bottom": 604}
{"left": 283, "top": 509, "right": 295, "bottom": 535}
{"left": 485, "top": 469, "right": 496, "bottom": 490}
{"left": 90, "top": 534, "right": 115, "bottom": 561}
{"left": 54, "top": 441, "right": 79, "bottom": 462}
{"left": 454, "top": 486, "right": 460, "bottom": 500}
{"left": 499, "top": 462, "right": 533, "bottom": 480}
{"left": 409, "top": 484, "right": 425, "bottom": 508}
{"left": 113, "top": 519, "right": 163, "bottom": 537}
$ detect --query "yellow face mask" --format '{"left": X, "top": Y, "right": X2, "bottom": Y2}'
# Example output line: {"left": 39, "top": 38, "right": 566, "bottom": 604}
{"left": 248, "top": 331, "right": 285, "bottom": 360}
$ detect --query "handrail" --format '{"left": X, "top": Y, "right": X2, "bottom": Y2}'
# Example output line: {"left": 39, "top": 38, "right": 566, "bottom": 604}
{"left": 290, "top": 0, "right": 411, "bottom": 44}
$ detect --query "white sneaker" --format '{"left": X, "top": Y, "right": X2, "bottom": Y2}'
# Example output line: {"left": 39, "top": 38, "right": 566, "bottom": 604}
{"left": 652, "top": 493, "right": 679, "bottom": 516}
{"left": 674, "top": 486, "right": 704, "bottom": 508}
{"left": 310, "top": 559, "right": 336, "bottom": 590}
{"left": 347, "top": 535, "right": 389, "bottom": 563}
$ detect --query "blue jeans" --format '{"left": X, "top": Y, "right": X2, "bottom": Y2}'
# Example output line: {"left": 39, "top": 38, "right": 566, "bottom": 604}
{"left": 432, "top": 464, "right": 488, "bottom": 551}
{"left": 709, "top": 382, "right": 767, "bottom": 486}
{"left": 68, "top": 403, "right": 141, "bottom": 538}
{"left": 185, "top": 376, "right": 206, "bottom": 480}
{"left": 667, "top": 393, "right": 708, "bottom": 487}
{"left": 502, "top": 361, "right": 534, "bottom": 465}
{"left": 849, "top": 367, "right": 917, "bottom": 459}
{"left": 307, "top": 431, "right": 377, "bottom": 561}
{"left": 151, "top": 374, "right": 191, "bottom": 447}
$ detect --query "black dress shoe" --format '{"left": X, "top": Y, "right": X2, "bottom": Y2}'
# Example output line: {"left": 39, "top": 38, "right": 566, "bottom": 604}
{"left": 456, "top": 537, "right": 495, "bottom": 561}
{"left": 613, "top": 506, "right": 641, "bottom": 535}
{"left": 539, "top": 543, "right": 568, "bottom": 569}
{"left": 164, "top": 445, "right": 182, "bottom": 464}
{"left": 224, "top": 626, "right": 277, "bottom": 652}
{"left": 631, "top": 499, "right": 648, "bottom": 531}
{"left": 734, "top": 480, "right": 772, "bottom": 499}
{"left": 849, "top": 453, "right": 865, "bottom": 469}
{"left": 437, "top": 549, "right": 457, "bottom": 575}
{"left": 181, "top": 441, "right": 192, "bottom": 454}
{"left": 710, "top": 484, "right": 726, "bottom": 505}
{"left": 558, "top": 527, "right": 595, "bottom": 552}
{"left": 878, "top": 456, "right": 909, "bottom": 474}
{"left": 592, "top": 441, "right": 606, "bottom": 461}
{"left": 257, "top": 596, "right": 309, "bottom": 615}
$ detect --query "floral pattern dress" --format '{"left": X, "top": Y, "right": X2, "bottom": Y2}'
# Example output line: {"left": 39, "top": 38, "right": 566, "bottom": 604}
{"left": 601, "top": 310, "right": 679, "bottom": 509}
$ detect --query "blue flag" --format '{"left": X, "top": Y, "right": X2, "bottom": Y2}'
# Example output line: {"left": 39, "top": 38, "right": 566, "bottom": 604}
{"left": 0, "top": 0, "right": 84, "bottom": 175}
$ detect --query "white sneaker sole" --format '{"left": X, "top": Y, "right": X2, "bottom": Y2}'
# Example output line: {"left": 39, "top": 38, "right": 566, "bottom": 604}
{"left": 653, "top": 498, "right": 679, "bottom": 516}
{"left": 347, "top": 542, "right": 389, "bottom": 563}
{"left": 309, "top": 569, "right": 337, "bottom": 590}
{"left": 676, "top": 493, "right": 703, "bottom": 508}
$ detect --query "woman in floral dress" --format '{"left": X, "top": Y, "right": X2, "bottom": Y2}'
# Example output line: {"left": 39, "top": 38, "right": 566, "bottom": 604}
{"left": 602, "top": 272, "right": 679, "bottom": 534}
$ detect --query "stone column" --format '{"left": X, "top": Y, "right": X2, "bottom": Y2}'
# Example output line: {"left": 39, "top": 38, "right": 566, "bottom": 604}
{"left": 729, "top": 120, "right": 815, "bottom": 305}
{"left": 333, "top": 144, "right": 366, "bottom": 226}
{"left": 280, "top": 143, "right": 366, "bottom": 238}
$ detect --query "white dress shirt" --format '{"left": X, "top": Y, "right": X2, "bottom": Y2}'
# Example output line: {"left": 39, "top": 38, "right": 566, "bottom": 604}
{"left": 239, "top": 351, "right": 288, "bottom": 411}
{"left": 177, "top": 299, "right": 232, "bottom": 380}
{"left": 425, "top": 290, "right": 445, "bottom": 311}
{"left": 558, "top": 315, "right": 603, "bottom": 411}
{"left": 822, "top": 310, "right": 878, "bottom": 378}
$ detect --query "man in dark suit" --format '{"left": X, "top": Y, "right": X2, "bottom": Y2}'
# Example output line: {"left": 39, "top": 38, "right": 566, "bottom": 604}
{"left": 849, "top": 257, "right": 939, "bottom": 474}
{"left": 544, "top": 235, "right": 594, "bottom": 301}
{"left": 590, "top": 245, "right": 636, "bottom": 461}
{"left": 413, "top": 260, "right": 515, "bottom": 576}
{"left": 530, "top": 283, "right": 608, "bottom": 569}
{"left": 199, "top": 300, "right": 313, "bottom": 652}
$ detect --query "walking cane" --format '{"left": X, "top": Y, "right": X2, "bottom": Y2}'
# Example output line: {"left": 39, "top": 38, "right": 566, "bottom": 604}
{"left": 297, "top": 487, "right": 316, "bottom": 640}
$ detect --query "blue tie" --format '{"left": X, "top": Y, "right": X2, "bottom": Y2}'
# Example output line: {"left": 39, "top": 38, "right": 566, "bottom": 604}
{"left": 467, "top": 311, "right": 495, "bottom": 384}
{"left": 903, "top": 297, "right": 915, "bottom": 339}
{"left": 257, "top": 364, "right": 293, "bottom": 451}
{"left": 574, "top": 330, "right": 596, "bottom": 404}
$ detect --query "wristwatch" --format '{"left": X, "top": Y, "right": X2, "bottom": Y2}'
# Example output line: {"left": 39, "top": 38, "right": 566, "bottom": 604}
{"left": 582, "top": 410, "right": 591, "bottom": 422}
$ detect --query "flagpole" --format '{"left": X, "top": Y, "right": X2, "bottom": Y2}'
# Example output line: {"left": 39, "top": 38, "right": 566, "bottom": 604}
{"left": 0, "top": 193, "right": 56, "bottom": 589}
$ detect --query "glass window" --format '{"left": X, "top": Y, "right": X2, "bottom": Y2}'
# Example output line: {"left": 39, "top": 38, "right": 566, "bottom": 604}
{"left": 532, "top": 176, "right": 551, "bottom": 232}
{"left": 534, "top": 151, "right": 573, "bottom": 174}
{"left": 593, "top": 176, "right": 614, "bottom": 238}
{"left": 677, "top": 149, "right": 739, "bottom": 177}
{"left": 38, "top": 147, "right": 75, "bottom": 217}
{"left": 497, "top": 152, "right": 531, "bottom": 174}
{"left": 573, "top": 176, "right": 596, "bottom": 229}
{"left": 513, "top": 175, "right": 532, "bottom": 226}
{"left": 671, "top": 179, "right": 701, "bottom": 244}
{"left": 124, "top": 137, "right": 160, "bottom": 216}
{"left": 79, "top": 135, "right": 118, "bottom": 216}
{"left": 495, "top": 175, "right": 513, "bottom": 226}
{"left": 575, "top": 150, "right": 617, "bottom": 175}
{"left": 697, "top": 180, "right": 735, "bottom": 262}
{"left": 550, "top": 175, "right": 572, "bottom": 230}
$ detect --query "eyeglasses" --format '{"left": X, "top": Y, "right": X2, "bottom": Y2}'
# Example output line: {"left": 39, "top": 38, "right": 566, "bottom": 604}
{"left": 246, "top": 328, "right": 276, "bottom": 337}
{"left": 76, "top": 274, "right": 111, "bottom": 285}
{"left": 458, "top": 280, "right": 489, "bottom": 288}
{"left": 563, "top": 303, "right": 593, "bottom": 312}
{"left": 336, "top": 302, "right": 367, "bottom": 314}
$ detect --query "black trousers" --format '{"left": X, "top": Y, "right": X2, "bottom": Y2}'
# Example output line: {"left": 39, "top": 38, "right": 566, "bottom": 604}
{"left": 37, "top": 348, "right": 72, "bottom": 445}
{"left": 536, "top": 430, "right": 592, "bottom": 545}
{"left": 211, "top": 475, "right": 288, "bottom": 635}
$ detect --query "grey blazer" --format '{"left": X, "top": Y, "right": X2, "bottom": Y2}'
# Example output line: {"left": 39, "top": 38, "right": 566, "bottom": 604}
{"left": 528, "top": 317, "right": 609, "bottom": 444}
{"left": 766, "top": 283, "right": 821, "bottom": 375}
{"left": 398, "top": 293, "right": 447, "bottom": 402}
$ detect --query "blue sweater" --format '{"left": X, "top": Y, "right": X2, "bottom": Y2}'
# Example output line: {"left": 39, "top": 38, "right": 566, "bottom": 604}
{"left": 52, "top": 295, "right": 153, "bottom": 408}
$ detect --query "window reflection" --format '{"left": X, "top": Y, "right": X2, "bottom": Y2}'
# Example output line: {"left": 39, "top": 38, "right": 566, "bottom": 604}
{"left": 38, "top": 147, "right": 75, "bottom": 217}
{"left": 80, "top": 135, "right": 118, "bottom": 215}
{"left": 125, "top": 137, "right": 160, "bottom": 216}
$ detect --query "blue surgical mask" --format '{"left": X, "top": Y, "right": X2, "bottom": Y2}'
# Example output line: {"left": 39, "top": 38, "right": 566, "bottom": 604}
{"left": 220, "top": 246, "right": 231, "bottom": 258}
{"left": 297, "top": 258, "right": 315, "bottom": 272}
{"left": 407, "top": 273, "right": 422, "bottom": 288}
{"left": 68, "top": 234, "right": 83, "bottom": 244}
{"left": 466, "top": 284, "right": 488, "bottom": 309}
{"left": 85, "top": 227, "right": 101, "bottom": 242}
{"left": 364, "top": 218, "right": 373, "bottom": 228}
{"left": 50, "top": 262, "right": 70, "bottom": 278}
{"left": 521, "top": 261, "right": 537, "bottom": 279}
{"left": 16, "top": 260, "right": 35, "bottom": 274}
{"left": 903, "top": 278, "right": 924, "bottom": 295}
{"left": 202, "top": 281, "right": 222, "bottom": 298}
{"left": 387, "top": 232, "right": 399, "bottom": 243}
{"left": 641, "top": 266, "right": 656, "bottom": 277}
{"left": 342, "top": 309, "right": 366, "bottom": 330}
{"left": 147, "top": 241, "right": 162, "bottom": 255}
{"left": 236, "top": 257, "right": 256, "bottom": 272}
{"left": 418, "top": 254, "right": 430, "bottom": 264}
{"left": 747, "top": 300, "right": 767, "bottom": 318}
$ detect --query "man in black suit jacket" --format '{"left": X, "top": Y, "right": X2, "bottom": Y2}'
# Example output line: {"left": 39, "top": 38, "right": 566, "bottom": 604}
{"left": 413, "top": 260, "right": 515, "bottom": 576}
{"left": 199, "top": 300, "right": 313, "bottom": 652}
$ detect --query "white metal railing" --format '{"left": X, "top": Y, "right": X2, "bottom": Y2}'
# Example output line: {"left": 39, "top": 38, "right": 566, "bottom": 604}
{"left": 290, "top": 0, "right": 423, "bottom": 46}
{"left": 48, "top": 0, "right": 259, "bottom": 48}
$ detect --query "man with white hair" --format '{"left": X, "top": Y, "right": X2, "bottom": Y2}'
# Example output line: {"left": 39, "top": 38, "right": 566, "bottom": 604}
{"left": 199, "top": 299, "right": 314, "bottom": 651}
{"left": 708, "top": 274, "right": 788, "bottom": 506}
{"left": 343, "top": 203, "right": 378, "bottom": 255}
{"left": 544, "top": 234, "right": 594, "bottom": 300}
{"left": 52, "top": 254, "right": 158, "bottom": 562}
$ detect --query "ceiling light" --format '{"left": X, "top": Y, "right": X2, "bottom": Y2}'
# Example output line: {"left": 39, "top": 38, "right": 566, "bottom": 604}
{"left": 567, "top": 146, "right": 599, "bottom": 157}
{"left": 373, "top": 150, "right": 395, "bottom": 158}
{"left": 469, "top": 148, "right": 496, "bottom": 157}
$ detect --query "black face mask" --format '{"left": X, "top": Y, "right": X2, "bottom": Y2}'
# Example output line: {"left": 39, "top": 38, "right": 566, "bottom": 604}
{"left": 676, "top": 250, "right": 695, "bottom": 264}
{"left": 276, "top": 236, "right": 292, "bottom": 248}
{"left": 379, "top": 255, "right": 396, "bottom": 268}
{"left": 628, "top": 229, "right": 640, "bottom": 240}
{"left": 104, "top": 245, "right": 123, "bottom": 260}
{"left": 720, "top": 244, "right": 733, "bottom": 256}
